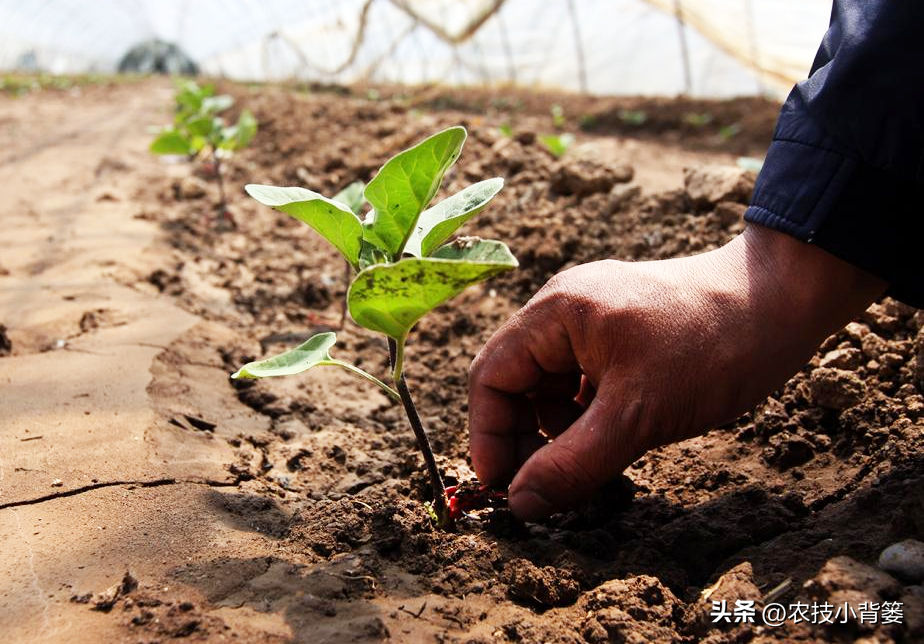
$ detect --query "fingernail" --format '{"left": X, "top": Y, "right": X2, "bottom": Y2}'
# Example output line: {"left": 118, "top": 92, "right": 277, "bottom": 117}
{"left": 508, "top": 486, "right": 554, "bottom": 521}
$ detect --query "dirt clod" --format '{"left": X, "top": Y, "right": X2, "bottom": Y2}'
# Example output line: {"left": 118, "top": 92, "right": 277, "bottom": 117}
{"left": 807, "top": 367, "right": 866, "bottom": 410}
{"left": 173, "top": 175, "right": 208, "bottom": 200}
{"left": 505, "top": 558, "right": 581, "bottom": 608}
{"left": 550, "top": 158, "right": 633, "bottom": 197}
{"left": 765, "top": 431, "right": 815, "bottom": 469}
{"left": 820, "top": 347, "right": 863, "bottom": 370}
{"left": 0, "top": 324, "right": 11, "bottom": 356}
{"left": 90, "top": 572, "right": 138, "bottom": 612}
{"left": 683, "top": 165, "right": 755, "bottom": 209}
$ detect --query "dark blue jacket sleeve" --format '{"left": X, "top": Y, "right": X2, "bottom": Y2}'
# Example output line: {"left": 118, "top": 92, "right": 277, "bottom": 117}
{"left": 744, "top": 0, "right": 924, "bottom": 307}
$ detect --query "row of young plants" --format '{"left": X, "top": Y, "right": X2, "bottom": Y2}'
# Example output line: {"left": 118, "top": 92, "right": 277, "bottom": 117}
{"left": 150, "top": 80, "right": 256, "bottom": 222}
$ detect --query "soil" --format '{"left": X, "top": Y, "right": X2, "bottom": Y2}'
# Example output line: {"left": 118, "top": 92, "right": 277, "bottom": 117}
{"left": 1, "top": 78, "right": 922, "bottom": 644}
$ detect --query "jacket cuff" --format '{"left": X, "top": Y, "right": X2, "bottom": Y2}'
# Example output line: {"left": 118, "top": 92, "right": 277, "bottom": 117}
{"left": 745, "top": 93, "right": 924, "bottom": 308}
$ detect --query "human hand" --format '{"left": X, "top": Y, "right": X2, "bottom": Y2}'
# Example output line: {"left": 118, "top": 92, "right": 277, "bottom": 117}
{"left": 468, "top": 224, "right": 886, "bottom": 520}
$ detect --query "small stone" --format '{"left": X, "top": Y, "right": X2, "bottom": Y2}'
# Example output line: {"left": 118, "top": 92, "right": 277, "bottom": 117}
{"left": 808, "top": 367, "right": 866, "bottom": 410}
{"left": 683, "top": 165, "right": 755, "bottom": 209}
{"left": 51, "top": 478, "right": 63, "bottom": 487}
{"left": 879, "top": 539, "right": 924, "bottom": 583}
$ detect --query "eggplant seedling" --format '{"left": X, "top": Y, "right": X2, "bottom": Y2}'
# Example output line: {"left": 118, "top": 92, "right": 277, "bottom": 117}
{"left": 539, "top": 132, "right": 575, "bottom": 158}
{"left": 150, "top": 80, "right": 257, "bottom": 224}
{"left": 231, "top": 126, "right": 517, "bottom": 528}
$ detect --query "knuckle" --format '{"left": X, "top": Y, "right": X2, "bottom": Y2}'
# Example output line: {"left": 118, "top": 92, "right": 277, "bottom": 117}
{"left": 468, "top": 350, "right": 484, "bottom": 380}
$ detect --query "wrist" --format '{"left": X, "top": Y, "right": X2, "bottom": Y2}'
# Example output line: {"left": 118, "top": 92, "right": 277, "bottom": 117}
{"left": 682, "top": 224, "right": 887, "bottom": 425}
{"left": 719, "top": 224, "right": 887, "bottom": 339}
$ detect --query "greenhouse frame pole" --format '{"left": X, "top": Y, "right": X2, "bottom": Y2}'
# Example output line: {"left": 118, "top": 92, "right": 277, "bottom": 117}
{"left": 566, "top": 0, "right": 588, "bottom": 93}
{"left": 672, "top": 0, "right": 693, "bottom": 95}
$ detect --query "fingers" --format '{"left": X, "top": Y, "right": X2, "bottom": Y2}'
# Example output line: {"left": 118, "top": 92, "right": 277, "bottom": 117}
{"left": 508, "top": 382, "right": 642, "bottom": 521}
{"left": 533, "top": 395, "right": 584, "bottom": 437}
{"left": 576, "top": 375, "right": 596, "bottom": 408}
{"left": 469, "top": 299, "right": 579, "bottom": 485}
{"left": 532, "top": 371, "right": 584, "bottom": 436}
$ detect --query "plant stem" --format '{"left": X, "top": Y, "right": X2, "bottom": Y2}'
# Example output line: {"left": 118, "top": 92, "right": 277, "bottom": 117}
{"left": 391, "top": 336, "right": 405, "bottom": 384}
{"left": 326, "top": 359, "right": 399, "bottom": 402}
{"left": 212, "top": 149, "right": 229, "bottom": 222}
{"left": 339, "top": 259, "right": 350, "bottom": 329}
{"left": 388, "top": 337, "right": 451, "bottom": 528}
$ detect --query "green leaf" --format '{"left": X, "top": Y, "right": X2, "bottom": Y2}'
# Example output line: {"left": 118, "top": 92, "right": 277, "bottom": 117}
{"left": 232, "top": 332, "right": 336, "bottom": 379}
{"left": 404, "top": 177, "right": 504, "bottom": 257}
{"left": 150, "top": 129, "right": 192, "bottom": 155}
{"left": 360, "top": 217, "right": 388, "bottom": 251}
{"left": 363, "top": 126, "right": 466, "bottom": 257}
{"left": 224, "top": 109, "right": 257, "bottom": 150}
{"left": 186, "top": 114, "right": 218, "bottom": 138}
{"left": 333, "top": 181, "right": 366, "bottom": 216}
{"left": 245, "top": 184, "right": 363, "bottom": 267}
{"left": 429, "top": 237, "right": 518, "bottom": 263}
{"left": 201, "top": 94, "right": 234, "bottom": 115}
{"left": 358, "top": 238, "right": 388, "bottom": 270}
{"left": 347, "top": 237, "right": 517, "bottom": 339}
{"left": 175, "top": 80, "right": 211, "bottom": 117}
{"left": 539, "top": 133, "right": 574, "bottom": 158}
{"left": 188, "top": 134, "right": 208, "bottom": 154}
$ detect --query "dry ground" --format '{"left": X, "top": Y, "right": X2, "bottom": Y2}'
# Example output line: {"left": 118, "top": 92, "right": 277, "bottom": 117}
{"left": 1, "top": 78, "right": 921, "bottom": 643}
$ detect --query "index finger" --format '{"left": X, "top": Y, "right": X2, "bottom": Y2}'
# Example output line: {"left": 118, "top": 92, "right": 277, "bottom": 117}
{"left": 468, "top": 301, "right": 579, "bottom": 484}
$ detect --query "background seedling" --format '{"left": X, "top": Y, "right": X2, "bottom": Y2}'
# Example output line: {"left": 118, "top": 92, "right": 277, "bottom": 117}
{"left": 550, "top": 103, "right": 566, "bottom": 129}
{"left": 231, "top": 126, "right": 517, "bottom": 528}
{"left": 150, "top": 80, "right": 257, "bottom": 225}
{"left": 539, "top": 132, "right": 575, "bottom": 158}
{"left": 617, "top": 108, "right": 648, "bottom": 126}
{"left": 683, "top": 111, "right": 713, "bottom": 127}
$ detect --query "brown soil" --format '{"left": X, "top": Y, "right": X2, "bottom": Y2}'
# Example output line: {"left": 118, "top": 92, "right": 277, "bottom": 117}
{"left": 1, "top": 78, "right": 921, "bottom": 644}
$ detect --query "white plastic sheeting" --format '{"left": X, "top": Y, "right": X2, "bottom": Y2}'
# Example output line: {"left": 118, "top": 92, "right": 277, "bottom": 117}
{"left": 0, "top": 0, "right": 832, "bottom": 97}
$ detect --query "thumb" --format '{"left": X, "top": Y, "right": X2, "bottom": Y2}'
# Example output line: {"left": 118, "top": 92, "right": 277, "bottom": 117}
{"left": 507, "top": 381, "right": 641, "bottom": 520}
